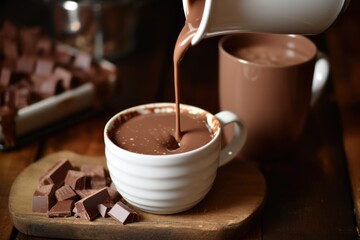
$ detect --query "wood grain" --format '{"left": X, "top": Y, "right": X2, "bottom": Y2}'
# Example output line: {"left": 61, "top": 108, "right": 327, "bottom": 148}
{"left": 9, "top": 151, "right": 266, "bottom": 240}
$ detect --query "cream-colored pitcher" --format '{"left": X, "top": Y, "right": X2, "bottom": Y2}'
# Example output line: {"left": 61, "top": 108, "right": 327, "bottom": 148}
{"left": 183, "top": 0, "right": 350, "bottom": 45}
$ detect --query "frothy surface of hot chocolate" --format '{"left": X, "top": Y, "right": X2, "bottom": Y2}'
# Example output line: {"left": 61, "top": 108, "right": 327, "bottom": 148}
{"left": 233, "top": 45, "right": 308, "bottom": 66}
{"left": 108, "top": 110, "right": 215, "bottom": 155}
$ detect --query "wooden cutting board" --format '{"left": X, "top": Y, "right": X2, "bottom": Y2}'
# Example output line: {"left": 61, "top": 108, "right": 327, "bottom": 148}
{"left": 9, "top": 151, "right": 266, "bottom": 240}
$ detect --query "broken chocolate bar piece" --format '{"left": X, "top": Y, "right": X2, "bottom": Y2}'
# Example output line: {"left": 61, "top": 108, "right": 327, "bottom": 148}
{"left": 107, "top": 186, "right": 121, "bottom": 204}
{"left": 36, "top": 37, "right": 53, "bottom": 55}
{"left": 108, "top": 201, "right": 138, "bottom": 225}
{"left": 16, "top": 55, "right": 36, "bottom": 74}
{"left": 48, "top": 199, "right": 75, "bottom": 217}
{"left": 64, "top": 170, "right": 86, "bottom": 190}
{"left": 98, "top": 202, "right": 113, "bottom": 218}
{"left": 34, "top": 59, "right": 54, "bottom": 76}
{"left": 74, "top": 187, "right": 110, "bottom": 221}
{"left": 73, "top": 51, "right": 91, "bottom": 70}
{"left": 55, "top": 185, "right": 77, "bottom": 201}
{"left": 31, "top": 75, "right": 63, "bottom": 99}
{"left": 75, "top": 189, "right": 98, "bottom": 199}
{"left": 32, "top": 184, "right": 56, "bottom": 213}
{"left": 0, "top": 68, "right": 11, "bottom": 90}
{"left": 53, "top": 67, "right": 72, "bottom": 90}
{"left": 40, "top": 159, "right": 73, "bottom": 187}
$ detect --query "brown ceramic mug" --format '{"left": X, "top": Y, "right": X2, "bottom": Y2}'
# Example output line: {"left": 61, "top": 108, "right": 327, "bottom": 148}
{"left": 219, "top": 33, "right": 329, "bottom": 160}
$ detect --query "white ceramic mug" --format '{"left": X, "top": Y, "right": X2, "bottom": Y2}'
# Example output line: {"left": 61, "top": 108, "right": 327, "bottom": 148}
{"left": 183, "top": 0, "right": 350, "bottom": 45}
{"left": 104, "top": 103, "right": 246, "bottom": 214}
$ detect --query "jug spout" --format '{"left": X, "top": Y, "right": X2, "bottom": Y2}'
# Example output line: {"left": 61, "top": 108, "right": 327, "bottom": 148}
{"left": 183, "top": 0, "right": 350, "bottom": 46}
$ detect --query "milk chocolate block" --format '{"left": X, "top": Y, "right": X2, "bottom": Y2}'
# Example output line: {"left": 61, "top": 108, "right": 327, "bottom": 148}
{"left": 31, "top": 75, "right": 63, "bottom": 99}
{"left": 107, "top": 186, "right": 122, "bottom": 204}
{"left": 36, "top": 37, "right": 53, "bottom": 55}
{"left": 0, "top": 68, "right": 11, "bottom": 90}
{"left": 108, "top": 201, "right": 138, "bottom": 224}
{"left": 32, "top": 184, "right": 56, "bottom": 213}
{"left": 80, "top": 164, "right": 106, "bottom": 178}
{"left": 48, "top": 199, "right": 75, "bottom": 217}
{"left": 16, "top": 55, "right": 36, "bottom": 74}
{"left": 90, "top": 175, "right": 107, "bottom": 189}
{"left": 73, "top": 52, "right": 91, "bottom": 70}
{"left": 53, "top": 67, "right": 72, "bottom": 90}
{"left": 74, "top": 187, "right": 110, "bottom": 221}
{"left": 64, "top": 170, "right": 86, "bottom": 190}
{"left": 34, "top": 59, "right": 54, "bottom": 76}
{"left": 75, "top": 189, "right": 98, "bottom": 199}
{"left": 98, "top": 202, "right": 113, "bottom": 218}
{"left": 40, "top": 159, "right": 73, "bottom": 187}
{"left": 55, "top": 185, "right": 77, "bottom": 201}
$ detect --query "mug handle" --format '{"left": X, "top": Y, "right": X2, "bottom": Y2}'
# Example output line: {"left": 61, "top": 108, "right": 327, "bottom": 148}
{"left": 215, "top": 111, "right": 247, "bottom": 167}
{"left": 311, "top": 52, "right": 330, "bottom": 106}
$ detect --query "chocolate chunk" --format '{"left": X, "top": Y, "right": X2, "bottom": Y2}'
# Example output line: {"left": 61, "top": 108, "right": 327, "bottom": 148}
{"left": 34, "top": 59, "right": 54, "bottom": 76}
{"left": 0, "top": 68, "right": 11, "bottom": 90}
{"left": 48, "top": 199, "right": 75, "bottom": 217}
{"left": 55, "top": 185, "right": 77, "bottom": 201}
{"left": 3, "top": 39, "right": 18, "bottom": 59}
{"left": 16, "top": 55, "right": 36, "bottom": 74}
{"left": 80, "top": 164, "right": 106, "bottom": 178}
{"left": 40, "top": 159, "right": 73, "bottom": 187}
{"left": 53, "top": 67, "right": 72, "bottom": 90}
{"left": 32, "top": 184, "right": 56, "bottom": 213}
{"left": 75, "top": 189, "right": 99, "bottom": 199}
{"left": 98, "top": 202, "right": 113, "bottom": 218}
{"left": 64, "top": 170, "right": 86, "bottom": 190}
{"left": 20, "top": 27, "right": 41, "bottom": 55}
{"left": 108, "top": 201, "right": 138, "bottom": 224}
{"left": 74, "top": 187, "right": 110, "bottom": 221}
{"left": 31, "top": 74, "right": 63, "bottom": 99}
{"left": 55, "top": 44, "right": 73, "bottom": 66}
{"left": 90, "top": 175, "right": 107, "bottom": 189}
{"left": 36, "top": 37, "right": 52, "bottom": 55}
{"left": 73, "top": 52, "right": 91, "bottom": 70}
{"left": 107, "top": 187, "right": 121, "bottom": 204}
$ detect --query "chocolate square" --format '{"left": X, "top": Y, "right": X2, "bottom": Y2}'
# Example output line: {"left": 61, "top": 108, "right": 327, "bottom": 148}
{"left": 39, "top": 159, "right": 73, "bottom": 187}
{"left": 34, "top": 59, "right": 54, "bottom": 76}
{"left": 55, "top": 185, "right": 77, "bottom": 201}
{"left": 16, "top": 55, "right": 36, "bottom": 74}
{"left": 108, "top": 201, "right": 138, "bottom": 224}
{"left": 48, "top": 199, "right": 75, "bottom": 217}
{"left": 64, "top": 170, "right": 87, "bottom": 190}
{"left": 32, "top": 184, "right": 56, "bottom": 213}
{"left": 74, "top": 187, "right": 110, "bottom": 221}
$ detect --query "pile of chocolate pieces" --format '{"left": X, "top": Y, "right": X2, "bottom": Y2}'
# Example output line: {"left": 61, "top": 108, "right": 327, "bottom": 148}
{"left": 32, "top": 159, "right": 138, "bottom": 224}
{"left": 0, "top": 21, "right": 112, "bottom": 147}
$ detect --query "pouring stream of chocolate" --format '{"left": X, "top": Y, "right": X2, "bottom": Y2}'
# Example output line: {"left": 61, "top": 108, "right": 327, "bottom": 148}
{"left": 173, "top": 0, "right": 204, "bottom": 144}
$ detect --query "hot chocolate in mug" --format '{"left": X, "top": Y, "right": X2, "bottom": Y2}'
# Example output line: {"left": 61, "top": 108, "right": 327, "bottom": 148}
{"left": 104, "top": 103, "right": 246, "bottom": 214}
{"left": 182, "top": 0, "right": 350, "bottom": 45}
{"left": 218, "top": 33, "right": 329, "bottom": 160}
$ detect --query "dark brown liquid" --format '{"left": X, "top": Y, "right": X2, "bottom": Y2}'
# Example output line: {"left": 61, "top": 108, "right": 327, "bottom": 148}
{"left": 173, "top": 0, "right": 205, "bottom": 142}
{"left": 109, "top": 0, "right": 208, "bottom": 155}
{"left": 234, "top": 45, "right": 308, "bottom": 66}
{"left": 109, "top": 110, "right": 213, "bottom": 155}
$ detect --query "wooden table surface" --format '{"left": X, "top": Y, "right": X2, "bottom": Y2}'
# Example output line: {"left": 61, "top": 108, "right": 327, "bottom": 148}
{"left": 1, "top": 0, "right": 360, "bottom": 239}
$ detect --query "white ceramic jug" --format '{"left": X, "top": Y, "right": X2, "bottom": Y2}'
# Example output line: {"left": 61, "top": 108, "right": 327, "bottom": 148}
{"left": 183, "top": 0, "right": 350, "bottom": 45}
